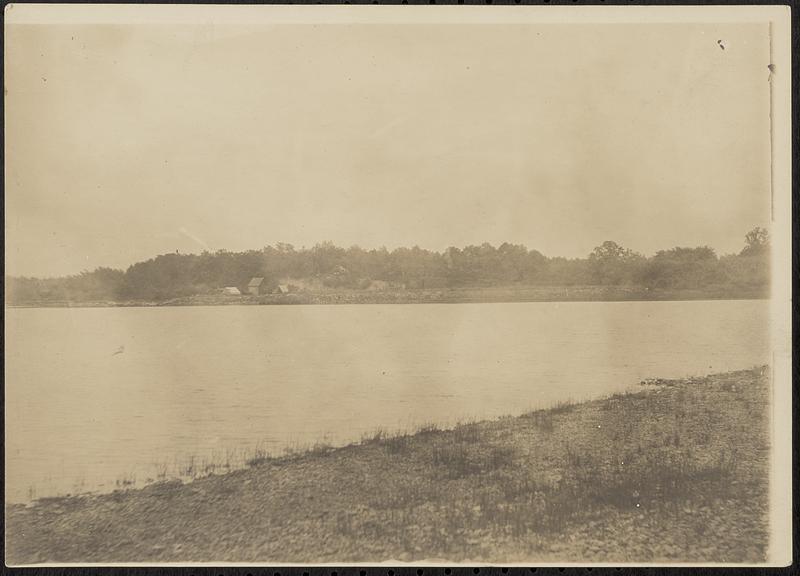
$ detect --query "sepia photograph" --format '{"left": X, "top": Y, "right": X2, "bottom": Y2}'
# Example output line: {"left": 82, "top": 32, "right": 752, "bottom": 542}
{"left": 3, "top": 4, "right": 793, "bottom": 566}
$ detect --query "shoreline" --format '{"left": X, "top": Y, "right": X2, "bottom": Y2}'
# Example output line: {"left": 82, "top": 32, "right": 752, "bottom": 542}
{"left": 5, "top": 367, "right": 770, "bottom": 564}
{"left": 6, "top": 285, "right": 769, "bottom": 309}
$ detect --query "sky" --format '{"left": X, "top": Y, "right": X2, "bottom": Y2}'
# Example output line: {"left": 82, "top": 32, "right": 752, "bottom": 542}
{"left": 5, "top": 14, "right": 772, "bottom": 277}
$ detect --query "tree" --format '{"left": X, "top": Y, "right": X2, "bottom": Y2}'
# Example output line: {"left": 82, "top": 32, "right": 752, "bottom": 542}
{"left": 587, "top": 241, "right": 643, "bottom": 285}
{"left": 639, "top": 246, "right": 721, "bottom": 289}
{"left": 589, "top": 241, "right": 633, "bottom": 262}
{"left": 740, "top": 227, "right": 770, "bottom": 257}
{"left": 6, "top": 229, "right": 771, "bottom": 303}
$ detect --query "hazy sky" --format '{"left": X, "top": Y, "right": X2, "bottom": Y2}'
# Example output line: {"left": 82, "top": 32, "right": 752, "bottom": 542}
{"left": 5, "top": 17, "right": 771, "bottom": 277}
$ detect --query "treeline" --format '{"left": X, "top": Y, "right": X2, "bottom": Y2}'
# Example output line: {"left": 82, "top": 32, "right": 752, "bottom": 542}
{"left": 6, "top": 228, "right": 770, "bottom": 303}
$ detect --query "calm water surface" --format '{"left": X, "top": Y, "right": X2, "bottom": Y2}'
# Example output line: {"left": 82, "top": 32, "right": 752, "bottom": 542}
{"left": 5, "top": 300, "right": 769, "bottom": 503}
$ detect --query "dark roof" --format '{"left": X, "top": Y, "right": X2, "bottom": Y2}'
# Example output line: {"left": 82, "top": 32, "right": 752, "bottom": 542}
{"left": 248, "top": 277, "right": 265, "bottom": 287}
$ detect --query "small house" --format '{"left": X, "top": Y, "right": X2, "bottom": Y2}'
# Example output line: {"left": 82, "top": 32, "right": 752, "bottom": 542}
{"left": 247, "top": 277, "right": 267, "bottom": 295}
{"left": 222, "top": 286, "right": 241, "bottom": 296}
{"left": 275, "top": 284, "right": 290, "bottom": 294}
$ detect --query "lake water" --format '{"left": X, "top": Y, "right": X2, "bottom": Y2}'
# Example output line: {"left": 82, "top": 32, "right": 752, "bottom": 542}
{"left": 5, "top": 300, "right": 769, "bottom": 503}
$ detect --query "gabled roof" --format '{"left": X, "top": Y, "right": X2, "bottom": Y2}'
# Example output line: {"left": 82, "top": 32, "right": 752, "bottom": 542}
{"left": 248, "top": 277, "right": 265, "bottom": 287}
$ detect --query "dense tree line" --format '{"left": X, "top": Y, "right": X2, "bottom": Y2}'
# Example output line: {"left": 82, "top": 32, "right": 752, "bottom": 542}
{"left": 6, "top": 228, "right": 770, "bottom": 303}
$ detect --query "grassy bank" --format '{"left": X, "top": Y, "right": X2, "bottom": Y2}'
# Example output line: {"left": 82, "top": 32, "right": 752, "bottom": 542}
{"left": 8, "top": 284, "right": 769, "bottom": 308}
{"left": 5, "top": 367, "right": 770, "bottom": 564}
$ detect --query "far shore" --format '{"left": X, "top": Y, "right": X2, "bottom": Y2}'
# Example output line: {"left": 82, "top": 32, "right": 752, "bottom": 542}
{"left": 6, "top": 284, "right": 769, "bottom": 308}
{"left": 6, "top": 366, "right": 770, "bottom": 564}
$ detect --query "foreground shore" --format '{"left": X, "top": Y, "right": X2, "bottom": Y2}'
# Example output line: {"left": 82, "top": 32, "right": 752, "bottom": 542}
{"left": 6, "top": 367, "right": 770, "bottom": 564}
